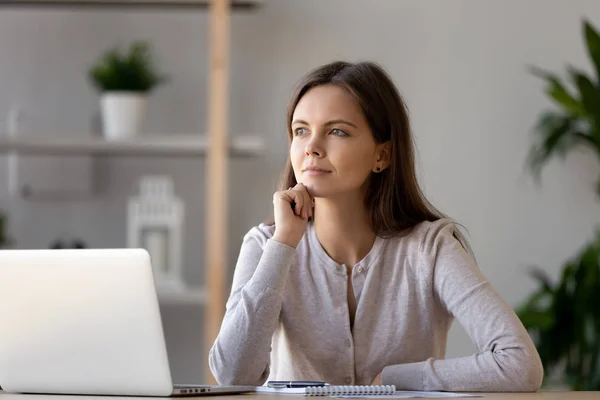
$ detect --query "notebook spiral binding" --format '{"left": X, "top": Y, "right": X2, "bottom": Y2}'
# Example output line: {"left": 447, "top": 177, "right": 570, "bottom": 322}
{"left": 305, "top": 385, "right": 396, "bottom": 396}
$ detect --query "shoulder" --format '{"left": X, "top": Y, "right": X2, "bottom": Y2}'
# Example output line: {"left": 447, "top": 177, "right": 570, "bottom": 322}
{"left": 385, "top": 219, "right": 476, "bottom": 292}
{"left": 417, "top": 218, "right": 462, "bottom": 250}
{"left": 403, "top": 218, "right": 469, "bottom": 261}
{"left": 379, "top": 218, "right": 464, "bottom": 267}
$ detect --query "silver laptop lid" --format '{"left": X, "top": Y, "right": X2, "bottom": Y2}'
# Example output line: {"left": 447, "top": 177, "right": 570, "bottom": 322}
{"left": 0, "top": 248, "right": 174, "bottom": 396}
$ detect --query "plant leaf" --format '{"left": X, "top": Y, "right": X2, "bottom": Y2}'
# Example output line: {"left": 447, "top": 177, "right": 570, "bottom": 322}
{"left": 518, "top": 309, "right": 554, "bottom": 331}
{"left": 528, "top": 266, "right": 554, "bottom": 292}
{"left": 574, "top": 131, "right": 597, "bottom": 146}
{"left": 528, "top": 113, "right": 577, "bottom": 175}
{"left": 584, "top": 19, "right": 600, "bottom": 83}
{"left": 519, "top": 169, "right": 600, "bottom": 390}
{"left": 588, "top": 348, "right": 600, "bottom": 390}
{"left": 568, "top": 66, "right": 600, "bottom": 127}
{"left": 516, "top": 288, "right": 552, "bottom": 321}
{"left": 530, "top": 66, "right": 585, "bottom": 117}
{"left": 88, "top": 41, "right": 166, "bottom": 92}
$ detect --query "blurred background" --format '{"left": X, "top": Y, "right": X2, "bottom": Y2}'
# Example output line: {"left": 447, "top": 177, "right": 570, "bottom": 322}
{"left": 1, "top": 0, "right": 599, "bottom": 391}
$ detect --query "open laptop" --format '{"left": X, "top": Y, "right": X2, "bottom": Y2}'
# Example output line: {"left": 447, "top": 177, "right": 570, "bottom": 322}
{"left": 0, "top": 248, "right": 255, "bottom": 397}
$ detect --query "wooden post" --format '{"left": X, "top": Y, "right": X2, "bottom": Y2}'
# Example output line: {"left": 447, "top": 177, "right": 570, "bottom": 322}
{"left": 205, "top": 0, "right": 229, "bottom": 384}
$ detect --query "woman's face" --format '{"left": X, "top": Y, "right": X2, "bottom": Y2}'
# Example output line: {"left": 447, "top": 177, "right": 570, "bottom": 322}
{"left": 290, "top": 84, "right": 385, "bottom": 199}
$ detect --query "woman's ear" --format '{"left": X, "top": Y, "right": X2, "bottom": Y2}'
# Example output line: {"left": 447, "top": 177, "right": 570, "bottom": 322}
{"left": 373, "top": 141, "right": 391, "bottom": 172}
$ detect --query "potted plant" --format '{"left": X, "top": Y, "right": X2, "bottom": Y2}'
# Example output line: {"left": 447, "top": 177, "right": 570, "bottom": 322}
{"left": 516, "top": 19, "right": 600, "bottom": 390}
{"left": 88, "top": 41, "right": 167, "bottom": 141}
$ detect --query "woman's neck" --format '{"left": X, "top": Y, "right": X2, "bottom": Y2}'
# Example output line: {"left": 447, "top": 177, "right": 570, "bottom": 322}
{"left": 312, "top": 195, "right": 376, "bottom": 267}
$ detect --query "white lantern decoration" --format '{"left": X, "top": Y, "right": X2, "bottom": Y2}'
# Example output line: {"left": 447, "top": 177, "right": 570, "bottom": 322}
{"left": 128, "top": 175, "right": 184, "bottom": 291}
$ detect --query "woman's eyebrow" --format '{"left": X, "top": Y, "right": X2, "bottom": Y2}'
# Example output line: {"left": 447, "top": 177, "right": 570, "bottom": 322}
{"left": 324, "top": 119, "right": 358, "bottom": 128}
{"left": 291, "top": 119, "right": 358, "bottom": 128}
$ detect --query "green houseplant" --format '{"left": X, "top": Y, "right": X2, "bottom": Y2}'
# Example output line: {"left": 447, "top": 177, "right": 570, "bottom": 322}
{"left": 517, "top": 236, "right": 600, "bottom": 390}
{"left": 88, "top": 41, "right": 167, "bottom": 141}
{"left": 516, "top": 19, "right": 600, "bottom": 390}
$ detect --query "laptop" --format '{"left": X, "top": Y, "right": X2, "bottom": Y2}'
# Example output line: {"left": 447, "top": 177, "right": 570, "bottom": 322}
{"left": 0, "top": 248, "right": 255, "bottom": 397}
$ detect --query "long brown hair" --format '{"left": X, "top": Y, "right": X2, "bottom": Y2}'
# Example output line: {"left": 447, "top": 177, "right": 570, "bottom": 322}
{"left": 279, "top": 61, "right": 470, "bottom": 247}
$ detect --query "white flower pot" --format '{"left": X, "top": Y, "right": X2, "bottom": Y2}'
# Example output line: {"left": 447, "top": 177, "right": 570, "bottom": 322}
{"left": 101, "top": 92, "right": 147, "bottom": 141}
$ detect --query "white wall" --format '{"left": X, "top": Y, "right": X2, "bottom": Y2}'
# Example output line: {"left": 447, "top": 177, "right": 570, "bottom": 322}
{"left": 1, "top": 0, "right": 599, "bottom": 381}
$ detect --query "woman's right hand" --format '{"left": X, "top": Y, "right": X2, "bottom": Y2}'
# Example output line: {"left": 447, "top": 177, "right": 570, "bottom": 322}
{"left": 272, "top": 183, "right": 314, "bottom": 248}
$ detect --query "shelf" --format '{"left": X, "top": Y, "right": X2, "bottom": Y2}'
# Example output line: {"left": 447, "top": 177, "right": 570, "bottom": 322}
{"left": 0, "top": 0, "right": 262, "bottom": 10}
{"left": 0, "top": 134, "right": 263, "bottom": 158}
{"left": 157, "top": 285, "right": 206, "bottom": 305}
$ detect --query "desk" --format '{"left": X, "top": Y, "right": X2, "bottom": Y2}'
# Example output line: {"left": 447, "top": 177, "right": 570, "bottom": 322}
{"left": 0, "top": 393, "right": 599, "bottom": 400}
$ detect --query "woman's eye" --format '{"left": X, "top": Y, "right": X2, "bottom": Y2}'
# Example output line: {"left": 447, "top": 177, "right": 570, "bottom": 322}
{"left": 331, "top": 128, "right": 349, "bottom": 137}
{"left": 294, "top": 127, "right": 308, "bottom": 136}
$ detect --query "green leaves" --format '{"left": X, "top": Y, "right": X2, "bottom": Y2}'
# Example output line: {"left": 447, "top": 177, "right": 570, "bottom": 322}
{"left": 88, "top": 41, "right": 167, "bottom": 93}
{"left": 516, "top": 234, "right": 600, "bottom": 390}
{"left": 528, "top": 112, "right": 579, "bottom": 176}
{"left": 568, "top": 66, "right": 600, "bottom": 124}
{"left": 530, "top": 66, "right": 584, "bottom": 117}
{"left": 528, "top": 20, "right": 600, "bottom": 196}
{"left": 523, "top": 19, "right": 600, "bottom": 391}
{"left": 585, "top": 20, "right": 600, "bottom": 82}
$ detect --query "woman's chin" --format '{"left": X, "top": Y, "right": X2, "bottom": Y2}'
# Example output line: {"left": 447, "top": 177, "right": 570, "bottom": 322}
{"left": 298, "top": 181, "right": 318, "bottom": 196}
{"left": 297, "top": 181, "right": 331, "bottom": 199}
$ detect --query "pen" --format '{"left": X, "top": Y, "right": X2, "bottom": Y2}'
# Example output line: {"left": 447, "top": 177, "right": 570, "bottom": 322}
{"left": 267, "top": 381, "right": 328, "bottom": 388}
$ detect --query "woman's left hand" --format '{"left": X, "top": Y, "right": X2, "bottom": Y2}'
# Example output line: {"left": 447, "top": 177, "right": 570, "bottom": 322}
{"left": 371, "top": 371, "right": 382, "bottom": 385}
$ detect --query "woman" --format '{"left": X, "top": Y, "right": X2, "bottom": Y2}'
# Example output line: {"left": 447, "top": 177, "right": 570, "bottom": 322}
{"left": 208, "top": 61, "right": 543, "bottom": 392}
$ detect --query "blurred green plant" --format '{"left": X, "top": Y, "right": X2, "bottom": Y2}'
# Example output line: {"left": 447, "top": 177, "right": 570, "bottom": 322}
{"left": 516, "top": 234, "right": 600, "bottom": 390}
{"left": 517, "top": 18, "right": 600, "bottom": 390}
{"left": 88, "top": 41, "right": 167, "bottom": 93}
{"left": 527, "top": 19, "right": 600, "bottom": 195}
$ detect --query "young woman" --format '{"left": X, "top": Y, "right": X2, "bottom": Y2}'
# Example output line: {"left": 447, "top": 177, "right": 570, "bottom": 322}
{"left": 208, "top": 61, "right": 543, "bottom": 392}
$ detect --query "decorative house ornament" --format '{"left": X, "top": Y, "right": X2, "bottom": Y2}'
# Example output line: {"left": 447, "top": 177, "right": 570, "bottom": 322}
{"left": 128, "top": 175, "right": 184, "bottom": 289}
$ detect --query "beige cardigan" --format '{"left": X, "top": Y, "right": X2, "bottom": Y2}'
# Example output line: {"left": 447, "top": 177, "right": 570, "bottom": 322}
{"left": 209, "top": 219, "right": 543, "bottom": 392}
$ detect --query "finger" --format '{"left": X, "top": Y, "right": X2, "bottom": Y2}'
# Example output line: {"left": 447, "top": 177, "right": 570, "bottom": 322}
{"left": 299, "top": 190, "right": 311, "bottom": 218}
{"left": 275, "top": 186, "right": 309, "bottom": 219}
{"left": 293, "top": 183, "right": 312, "bottom": 218}
{"left": 291, "top": 190, "right": 305, "bottom": 218}
{"left": 273, "top": 191, "right": 289, "bottom": 205}
{"left": 274, "top": 190, "right": 297, "bottom": 209}
{"left": 297, "top": 184, "right": 313, "bottom": 218}
{"left": 293, "top": 182, "right": 309, "bottom": 197}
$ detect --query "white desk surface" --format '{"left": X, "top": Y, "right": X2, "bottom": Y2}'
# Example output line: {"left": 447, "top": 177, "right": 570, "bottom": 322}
{"left": 1, "top": 392, "right": 600, "bottom": 400}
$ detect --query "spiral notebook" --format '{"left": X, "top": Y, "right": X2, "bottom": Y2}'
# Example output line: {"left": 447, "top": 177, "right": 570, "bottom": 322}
{"left": 255, "top": 384, "right": 396, "bottom": 397}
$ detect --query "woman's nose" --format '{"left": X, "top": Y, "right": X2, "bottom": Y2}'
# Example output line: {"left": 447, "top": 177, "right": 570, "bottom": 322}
{"left": 305, "top": 135, "right": 324, "bottom": 157}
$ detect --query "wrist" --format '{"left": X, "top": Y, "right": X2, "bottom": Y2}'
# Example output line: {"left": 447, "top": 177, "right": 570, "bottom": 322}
{"left": 272, "top": 233, "right": 298, "bottom": 248}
